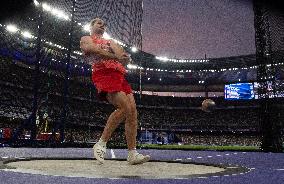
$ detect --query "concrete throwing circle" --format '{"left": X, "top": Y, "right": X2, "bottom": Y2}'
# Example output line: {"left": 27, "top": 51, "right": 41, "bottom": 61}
{"left": 1, "top": 158, "right": 249, "bottom": 179}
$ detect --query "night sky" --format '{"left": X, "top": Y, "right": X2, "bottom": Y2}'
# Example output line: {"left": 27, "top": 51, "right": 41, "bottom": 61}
{"left": 0, "top": 0, "right": 256, "bottom": 59}
{"left": 142, "top": 0, "right": 256, "bottom": 59}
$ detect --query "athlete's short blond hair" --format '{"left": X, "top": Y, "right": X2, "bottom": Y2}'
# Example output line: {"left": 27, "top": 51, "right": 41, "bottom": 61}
{"left": 90, "top": 18, "right": 103, "bottom": 26}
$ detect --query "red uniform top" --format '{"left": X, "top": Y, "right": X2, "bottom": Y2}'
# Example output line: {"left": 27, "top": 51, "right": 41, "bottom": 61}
{"left": 88, "top": 35, "right": 126, "bottom": 75}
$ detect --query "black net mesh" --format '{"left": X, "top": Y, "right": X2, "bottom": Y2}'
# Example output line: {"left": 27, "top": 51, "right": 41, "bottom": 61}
{"left": 0, "top": 2, "right": 38, "bottom": 141}
{"left": 0, "top": 0, "right": 143, "bottom": 145}
{"left": 254, "top": 1, "right": 284, "bottom": 98}
{"left": 253, "top": 0, "right": 284, "bottom": 152}
{"left": 45, "top": 0, "right": 143, "bottom": 49}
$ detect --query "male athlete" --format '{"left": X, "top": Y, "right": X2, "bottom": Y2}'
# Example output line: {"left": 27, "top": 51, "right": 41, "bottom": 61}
{"left": 80, "top": 18, "right": 150, "bottom": 165}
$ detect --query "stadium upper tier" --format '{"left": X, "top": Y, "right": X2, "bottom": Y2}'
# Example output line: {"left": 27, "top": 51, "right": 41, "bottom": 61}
{"left": 1, "top": 27, "right": 284, "bottom": 89}
{"left": 0, "top": 0, "right": 283, "bottom": 87}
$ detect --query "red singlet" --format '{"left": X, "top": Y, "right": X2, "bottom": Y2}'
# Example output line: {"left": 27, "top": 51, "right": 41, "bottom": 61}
{"left": 88, "top": 35, "right": 132, "bottom": 100}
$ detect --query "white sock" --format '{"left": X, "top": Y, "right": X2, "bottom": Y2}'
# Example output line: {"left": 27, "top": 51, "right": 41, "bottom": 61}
{"left": 128, "top": 149, "right": 137, "bottom": 155}
{"left": 98, "top": 138, "right": 107, "bottom": 147}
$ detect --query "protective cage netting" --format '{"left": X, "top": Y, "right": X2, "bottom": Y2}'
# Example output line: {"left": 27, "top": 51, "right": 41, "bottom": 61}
{"left": 0, "top": 0, "right": 143, "bottom": 144}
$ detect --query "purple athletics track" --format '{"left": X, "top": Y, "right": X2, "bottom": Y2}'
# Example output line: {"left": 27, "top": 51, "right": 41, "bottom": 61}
{"left": 0, "top": 148, "right": 283, "bottom": 184}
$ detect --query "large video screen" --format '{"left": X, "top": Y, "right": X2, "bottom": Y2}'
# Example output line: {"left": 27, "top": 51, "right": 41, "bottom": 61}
{"left": 224, "top": 83, "right": 254, "bottom": 100}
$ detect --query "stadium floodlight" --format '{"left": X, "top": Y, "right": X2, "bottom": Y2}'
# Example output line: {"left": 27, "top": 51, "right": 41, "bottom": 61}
{"left": 83, "top": 24, "right": 90, "bottom": 32}
{"left": 51, "top": 9, "right": 69, "bottom": 20}
{"left": 131, "top": 47, "right": 138, "bottom": 53}
{"left": 6, "top": 24, "right": 18, "bottom": 33}
{"left": 21, "top": 31, "right": 33, "bottom": 38}
{"left": 113, "top": 39, "right": 126, "bottom": 47}
{"left": 127, "top": 64, "right": 138, "bottom": 69}
{"left": 103, "top": 32, "right": 111, "bottom": 40}
{"left": 42, "top": 3, "right": 52, "bottom": 12}
{"left": 33, "top": 0, "right": 40, "bottom": 6}
{"left": 73, "top": 51, "right": 82, "bottom": 55}
{"left": 156, "top": 56, "right": 169, "bottom": 62}
{"left": 51, "top": 9, "right": 60, "bottom": 16}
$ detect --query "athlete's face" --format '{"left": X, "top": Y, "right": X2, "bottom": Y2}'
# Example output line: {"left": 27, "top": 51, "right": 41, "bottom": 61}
{"left": 91, "top": 19, "right": 106, "bottom": 35}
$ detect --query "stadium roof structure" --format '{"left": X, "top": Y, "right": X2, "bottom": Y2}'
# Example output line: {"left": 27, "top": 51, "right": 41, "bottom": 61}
{"left": 128, "top": 48, "right": 257, "bottom": 71}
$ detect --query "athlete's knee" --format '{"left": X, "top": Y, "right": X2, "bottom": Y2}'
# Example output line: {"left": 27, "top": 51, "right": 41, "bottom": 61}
{"left": 109, "top": 92, "right": 135, "bottom": 121}
{"left": 115, "top": 99, "right": 131, "bottom": 117}
{"left": 120, "top": 104, "right": 137, "bottom": 124}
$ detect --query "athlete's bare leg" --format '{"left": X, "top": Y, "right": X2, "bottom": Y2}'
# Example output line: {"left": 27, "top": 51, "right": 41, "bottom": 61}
{"left": 100, "top": 92, "right": 137, "bottom": 149}
{"left": 94, "top": 91, "right": 149, "bottom": 164}
{"left": 100, "top": 108, "right": 125, "bottom": 142}
{"left": 125, "top": 93, "right": 138, "bottom": 150}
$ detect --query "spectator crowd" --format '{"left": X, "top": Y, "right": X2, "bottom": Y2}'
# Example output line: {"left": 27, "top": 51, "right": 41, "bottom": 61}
{"left": 0, "top": 56, "right": 283, "bottom": 147}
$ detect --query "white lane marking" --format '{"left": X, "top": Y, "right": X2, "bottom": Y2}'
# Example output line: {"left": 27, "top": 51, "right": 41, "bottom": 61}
{"left": 216, "top": 155, "right": 222, "bottom": 157}
{"left": 275, "top": 169, "right": 284, "bottom": 171}
{"left": 1, "top": 157, "right": 8, "bottom": 159}
{"left": 110, "top": 149, "right": 116, "bottom": 158}
{"left": 207, "top": 156, "right": 212, "bottom": 158}
{"left": 197, "top": 157, "right": 203, "bottom": 159}
{"left": 225, "top": 154, "right": 230, "bottom": 156}
{"left": 233, "top": 153, "right": 238, "bottom": 155}
{"left": 175, "top": 158, "right": 182, "bottom": 161}
{"left": 242, "top": 152, "right": 247, "bottom": 154}
{"left": 186, "top": 158, "right": 192, "bottom": 160}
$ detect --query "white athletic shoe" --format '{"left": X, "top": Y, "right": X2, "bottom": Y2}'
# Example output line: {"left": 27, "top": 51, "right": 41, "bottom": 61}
{"left": 93, "top": 142, "right": 106, "bottom": 164}
{"left": 127, "top": 152, "right": 150, "bottom": 165}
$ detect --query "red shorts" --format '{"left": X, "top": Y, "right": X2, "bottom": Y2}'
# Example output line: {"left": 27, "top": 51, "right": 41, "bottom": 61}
{"left": 92, "top": 68, "right": 132, "bottom": 101}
